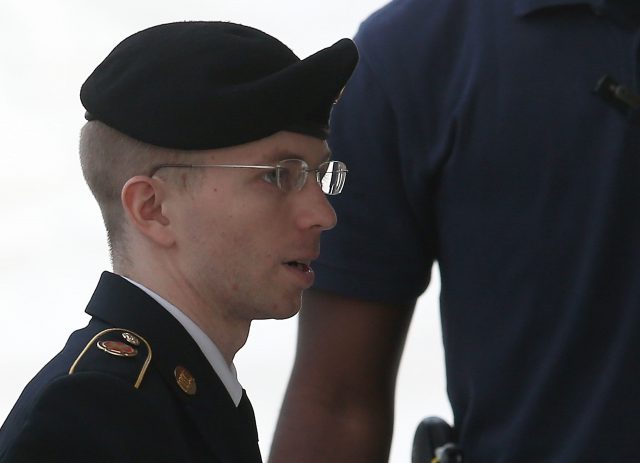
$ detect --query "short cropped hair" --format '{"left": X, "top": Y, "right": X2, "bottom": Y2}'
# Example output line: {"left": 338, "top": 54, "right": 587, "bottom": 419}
{"left": 79, "top": 121, "right": 202, "bottom": 266}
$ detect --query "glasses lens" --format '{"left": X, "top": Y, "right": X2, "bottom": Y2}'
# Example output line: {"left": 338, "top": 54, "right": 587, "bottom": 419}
{"left": 277, "top": 159, "right": 308, "bottom": 192}
{"left": 317, "top": 161, "right": 347, "bottom": 195}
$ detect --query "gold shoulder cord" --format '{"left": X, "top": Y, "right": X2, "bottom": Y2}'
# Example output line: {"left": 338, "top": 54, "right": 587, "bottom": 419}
{"left": 68, "top": 328, "right": 153, "bottom": 389}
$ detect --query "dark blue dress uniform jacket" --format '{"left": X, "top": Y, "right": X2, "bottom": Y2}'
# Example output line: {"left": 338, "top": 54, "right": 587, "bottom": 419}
{"left": 0, "top": 272, "right": 263, "bottom": 463}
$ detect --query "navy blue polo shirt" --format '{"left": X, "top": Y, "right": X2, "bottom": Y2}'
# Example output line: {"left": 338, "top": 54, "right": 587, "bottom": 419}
{"left": 315, "top": 0, "right": 640, "bottom": 461}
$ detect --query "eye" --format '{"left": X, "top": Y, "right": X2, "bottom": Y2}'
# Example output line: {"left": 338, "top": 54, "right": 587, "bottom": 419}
{"left": 262, "top": 168, "right": 279, "bottom": 186}
{"left": 316, "top": 162, "right": 330, "bottom": 181}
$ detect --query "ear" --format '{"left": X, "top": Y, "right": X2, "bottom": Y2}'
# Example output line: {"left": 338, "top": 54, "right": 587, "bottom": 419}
{"left": 121, "top": 176, "right": 175, "bottom": 247}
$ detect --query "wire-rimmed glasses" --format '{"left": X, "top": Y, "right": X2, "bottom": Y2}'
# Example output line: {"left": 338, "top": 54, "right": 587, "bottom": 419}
{"left": 149, "top": 159, "right": 348, "bottom": 195}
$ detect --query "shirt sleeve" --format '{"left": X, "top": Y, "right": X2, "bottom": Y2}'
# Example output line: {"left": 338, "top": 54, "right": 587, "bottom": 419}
{"left": 314, "top": 52, "right": 435, "bottom": 305}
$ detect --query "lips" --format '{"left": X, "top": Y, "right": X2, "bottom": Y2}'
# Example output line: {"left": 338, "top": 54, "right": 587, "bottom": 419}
{"left": 282, "top": 257, "right": 316, "bottom": 288}
{"left": 285, "top": 261, "right": 312, "bottom": 273}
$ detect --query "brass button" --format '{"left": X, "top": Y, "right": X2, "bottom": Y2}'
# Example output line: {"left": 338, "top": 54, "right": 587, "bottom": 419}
{"left": 174, "top": 366, "right": 197, "bottom": 395}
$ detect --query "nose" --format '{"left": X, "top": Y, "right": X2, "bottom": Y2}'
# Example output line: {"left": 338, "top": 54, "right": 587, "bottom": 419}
{"left": 294, "top": 177, "right": 338, "bottom": 231}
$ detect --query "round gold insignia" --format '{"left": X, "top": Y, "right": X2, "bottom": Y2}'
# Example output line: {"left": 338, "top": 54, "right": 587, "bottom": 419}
{"left": 97, "top": 340, "right": 138, "bottom": 357}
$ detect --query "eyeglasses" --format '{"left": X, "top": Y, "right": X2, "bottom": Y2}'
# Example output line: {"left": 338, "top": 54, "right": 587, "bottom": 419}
{"left": 149, "top": 159, "right": 348, "bottom": 195}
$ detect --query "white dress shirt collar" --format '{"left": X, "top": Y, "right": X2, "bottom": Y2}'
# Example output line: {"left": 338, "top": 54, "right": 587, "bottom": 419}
{"left": 121, "top": 275, "right": 243, "bottom": 406}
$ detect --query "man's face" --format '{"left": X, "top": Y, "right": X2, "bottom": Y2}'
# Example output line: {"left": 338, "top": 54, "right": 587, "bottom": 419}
{"left": 165, "top": 131, "right": 337, "bottom": 324}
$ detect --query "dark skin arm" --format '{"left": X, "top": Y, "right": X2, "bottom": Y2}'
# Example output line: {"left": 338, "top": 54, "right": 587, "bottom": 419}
{"left": 269, "top": 288, "right": 415, "bottom": 463}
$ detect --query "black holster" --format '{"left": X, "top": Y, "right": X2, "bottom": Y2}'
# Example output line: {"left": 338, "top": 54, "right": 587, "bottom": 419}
{"left": 411, "top": 416, "right": 463, "bottom": 463}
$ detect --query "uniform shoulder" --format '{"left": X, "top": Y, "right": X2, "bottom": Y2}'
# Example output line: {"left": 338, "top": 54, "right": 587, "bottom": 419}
{"left": 0, "top": 329, "right": 154, "bottom": 461}
{"left": 0, "top": 360, "right": 169, "bottom": 463}
{"left": 68, "top": 328, "right": 152, "bottom": 389}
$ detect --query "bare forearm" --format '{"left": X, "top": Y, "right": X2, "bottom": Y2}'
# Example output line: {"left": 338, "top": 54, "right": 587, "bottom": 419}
{"left": 269, "top": 387, "right": 394, "bottom": 463}
{"left": 268, "top": 290, "right": 415, "bottom": 463}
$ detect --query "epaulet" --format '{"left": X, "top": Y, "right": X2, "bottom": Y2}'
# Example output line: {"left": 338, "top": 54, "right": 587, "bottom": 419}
{"left": 68, "top": 328, "right": 153, "bottom": 389}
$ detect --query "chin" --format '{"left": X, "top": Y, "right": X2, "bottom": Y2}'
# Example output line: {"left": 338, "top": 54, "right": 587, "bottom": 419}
{"left": 272, "top": 303, "right": 302, "bottom": 320}
{"left": 256, "top": 295, "right": 302, "bottom": 320}
{"left": 284, "top": 301, "right": 303, "bottom": 318}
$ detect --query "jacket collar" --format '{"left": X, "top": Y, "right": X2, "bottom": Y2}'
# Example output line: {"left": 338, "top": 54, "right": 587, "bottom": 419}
{"left": 85, "top": 271, "right": 262, "bottom": 463}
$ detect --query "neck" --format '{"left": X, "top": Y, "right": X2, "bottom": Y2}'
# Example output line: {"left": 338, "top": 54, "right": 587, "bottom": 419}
{"left": 116, "top": 261, "right": 250, "bottom": 365}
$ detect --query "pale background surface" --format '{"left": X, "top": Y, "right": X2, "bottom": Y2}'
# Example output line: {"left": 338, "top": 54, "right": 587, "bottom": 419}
{"left": 0, "top": 1, "right": 452, "bottom": 462}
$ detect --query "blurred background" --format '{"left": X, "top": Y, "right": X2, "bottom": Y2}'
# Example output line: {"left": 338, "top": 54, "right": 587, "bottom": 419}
{"left": 0, "top": 1, "right": 451, "bottom": 461}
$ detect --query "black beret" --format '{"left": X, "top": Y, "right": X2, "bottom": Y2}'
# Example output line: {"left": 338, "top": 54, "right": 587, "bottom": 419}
{"left": 80, "top": 21, "right": 358, "bottom": 150}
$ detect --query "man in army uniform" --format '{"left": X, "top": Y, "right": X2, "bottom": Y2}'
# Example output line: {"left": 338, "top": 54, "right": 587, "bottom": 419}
{"left": 0, "top": 21, "right": 357, "bottom": 463}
